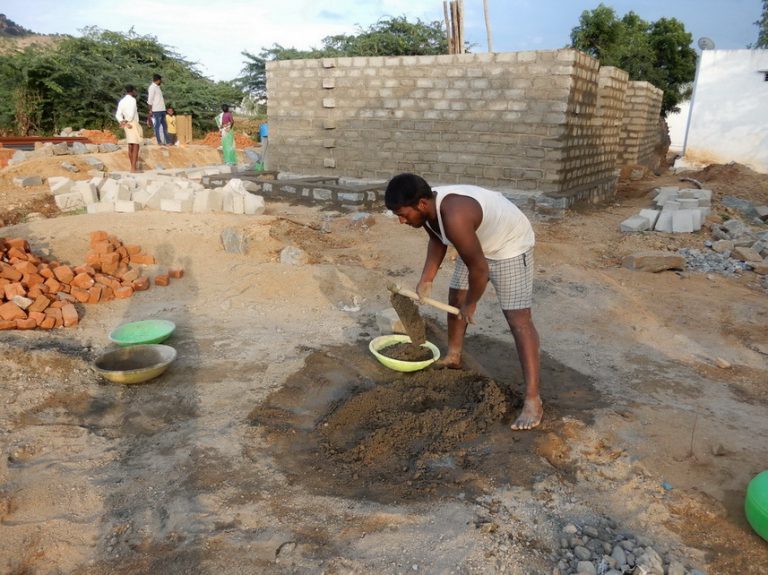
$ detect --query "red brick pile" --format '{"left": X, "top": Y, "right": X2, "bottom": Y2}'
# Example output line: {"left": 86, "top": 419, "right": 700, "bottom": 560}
{"left": 0, "top": 231, "right": 184, "bottom": 331}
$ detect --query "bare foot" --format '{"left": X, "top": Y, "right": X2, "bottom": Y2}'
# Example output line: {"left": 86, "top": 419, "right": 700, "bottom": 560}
{"left": 434, "top": 353, "right": 462, "bottom": 369}
{"left": 511, "top": 397, "right": 543, "bottom": 430}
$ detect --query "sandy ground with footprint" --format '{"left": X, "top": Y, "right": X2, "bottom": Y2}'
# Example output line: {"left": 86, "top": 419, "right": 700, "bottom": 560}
{"left": 0, "top": 146, "right": 766, "bottom": 574}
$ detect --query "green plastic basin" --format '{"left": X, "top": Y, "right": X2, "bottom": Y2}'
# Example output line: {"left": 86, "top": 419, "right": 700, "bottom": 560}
{"left": 369, "top": 334, "right": 440, "bottom": 372}
{"left": 746, "top": 470, "right": 768, "bottom": 542}
{"left": 109, "top": 319, "right": 176, "bottom": 346}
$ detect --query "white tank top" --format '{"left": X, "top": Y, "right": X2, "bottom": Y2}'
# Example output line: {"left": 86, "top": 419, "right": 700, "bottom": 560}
{"left": 426, "top": 185, "right": 535, "bottom": 260}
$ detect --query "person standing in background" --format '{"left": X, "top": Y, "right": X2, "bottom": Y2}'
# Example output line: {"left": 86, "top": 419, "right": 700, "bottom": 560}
{"left": 115, "top": 84, "right": 142, "bottom": 173}
{"left": 165, "top": 106, "right": 177, "bottom": 145}
{"left": 147, "top": 73, "right": 167, "bottom": 145}
{"left": 216, "top": 104, "right": 236, "bottom": 166}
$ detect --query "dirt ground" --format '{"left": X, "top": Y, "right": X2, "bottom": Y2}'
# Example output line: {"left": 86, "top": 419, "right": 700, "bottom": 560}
{"left": 0, "top": 146, "right": 767, "bottom": 574}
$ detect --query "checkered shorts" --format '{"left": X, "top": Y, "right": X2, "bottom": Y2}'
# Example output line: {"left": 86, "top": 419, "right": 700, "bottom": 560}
{"left": 449, "top": 249, "right": 534, "bottom": 310}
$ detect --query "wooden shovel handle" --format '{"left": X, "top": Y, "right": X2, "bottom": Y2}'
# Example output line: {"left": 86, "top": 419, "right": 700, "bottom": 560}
{"left": 387, "top": 283, "right": 460, "bottom": 316}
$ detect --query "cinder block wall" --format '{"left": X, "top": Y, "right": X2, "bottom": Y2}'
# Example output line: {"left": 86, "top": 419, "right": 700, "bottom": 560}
{"left": 618, "top": 81, "right": 664, "bottom": 168}
{"left": 267, "top": 50, "right": 661, "bottom": 205}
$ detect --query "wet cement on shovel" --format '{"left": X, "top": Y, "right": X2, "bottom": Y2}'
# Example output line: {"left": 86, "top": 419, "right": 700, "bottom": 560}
{"left": 389, "top": 292, "right": 426, "bottom": 345}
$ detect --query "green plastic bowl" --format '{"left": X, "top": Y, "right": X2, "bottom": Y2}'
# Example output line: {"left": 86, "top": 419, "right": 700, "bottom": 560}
{"left": 109, "top": 319, "right": 176, "bottom": 346}
{"left": 369, "top": 334, "right": 440, "bottom": 372}
{"left": 745, "top": 470, "right": 768, "bottom": 542}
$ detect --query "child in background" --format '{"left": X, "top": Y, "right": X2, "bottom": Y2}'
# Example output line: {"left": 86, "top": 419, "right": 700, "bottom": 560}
{"left": 166, "top": 106, "right": 178, "bottom": 145}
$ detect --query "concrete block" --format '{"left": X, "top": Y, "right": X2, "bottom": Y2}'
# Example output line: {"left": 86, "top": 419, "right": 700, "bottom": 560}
{"left": 76, "top": 182, "right": 99, "bottom": 204}
{"left": 677, "top": 198, "right": 699, "bottom": 209}
{"left": 654, "top": 211, "right": 674, "bottom": 232}
{"left": 243, "top": 194, "right": 266, "bottom": 215}
{"left": 223, "top": 178, "right": 250, "bottom": 195}
{"left": 115, "top": 200, "right": 140, "bottom": 213}
{"left": 13, "top": 175, "right": 43, "bottom": 187}
{"left": 620, "top": 215, "right": 651, "bottom": 233}
{"left": 131, "top": 189, "right": 151, "bottom": 206}
{"left": 87, "top": 202, "right": 115, "bottom": 214}
{"left": 672, "top": 210, "right": 694, "bottom": 233}
{"left": 48, "top": 177, "right": 74, "bottom": 195}
{"left": 661, "top": 201, "right": 680, "bottom": 212}
{"left": 173, "top": 190, "right": 194, "bottom": 201}
{"left": 638, "top": 209, "right": 660, "bottom": 228}
{"left": 160, "top": 198, "right": 193, "bottom": 213}
{"left": 222, "top": 191, "right": 244, "bottom": 214}
{"left": 146, "top": 185, "right": 177, "bottom": 210}
{"left": 694, "top": 189, "right": 713, "bottom": 207}
{"left": 54, "top": 192, "right": 86, "bottom": 212}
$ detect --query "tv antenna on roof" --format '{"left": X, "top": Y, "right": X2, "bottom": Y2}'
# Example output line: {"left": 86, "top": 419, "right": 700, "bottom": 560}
{"left": 698, "top": 37, "right": 715, "bottom": 50}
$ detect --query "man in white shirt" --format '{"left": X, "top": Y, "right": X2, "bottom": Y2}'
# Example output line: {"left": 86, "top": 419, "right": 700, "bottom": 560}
{"left": 385, "top": 173, "right": 543, "bottom": 431}
{"left": 115, "top": 85, "right": 142, "bottom": 172}
{"left": 147, "top": 73, "right": 167, "bottom": 145}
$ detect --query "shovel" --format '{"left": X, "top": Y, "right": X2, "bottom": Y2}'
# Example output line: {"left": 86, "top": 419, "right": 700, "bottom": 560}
{"left": 386, "top": 282, "right": 460, "bottom": 315}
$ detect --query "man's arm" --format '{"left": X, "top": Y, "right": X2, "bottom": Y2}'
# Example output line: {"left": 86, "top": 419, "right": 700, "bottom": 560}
{"left": 441, "top": 195, "right": 488, "bottom": 323}
{"left": 417, "top": 229, "right": 448, "bottom": 297}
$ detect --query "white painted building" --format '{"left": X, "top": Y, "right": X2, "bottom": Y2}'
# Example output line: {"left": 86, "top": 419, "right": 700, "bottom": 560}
{"left": 676, "top": 49, "right": 768, "bottom": 174}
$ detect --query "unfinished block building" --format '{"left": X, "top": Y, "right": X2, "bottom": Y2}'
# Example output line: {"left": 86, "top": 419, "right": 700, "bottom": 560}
{"left": 266, "top": 49, "right": 663, "bottom": 209}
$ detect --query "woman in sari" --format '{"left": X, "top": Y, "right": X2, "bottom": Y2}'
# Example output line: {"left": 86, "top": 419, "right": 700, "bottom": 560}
{"left": 217, "top": 104, "right": 236, "bottom": 165}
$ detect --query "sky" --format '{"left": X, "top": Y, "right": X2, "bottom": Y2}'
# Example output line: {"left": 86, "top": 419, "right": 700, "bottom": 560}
{"left": 2, "top": 0, "right": 763, "bottom": 81}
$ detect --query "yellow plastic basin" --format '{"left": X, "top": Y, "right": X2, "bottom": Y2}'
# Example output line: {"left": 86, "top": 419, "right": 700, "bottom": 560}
{"left": 94, "top": 344, "right": 177, "bottom": 384}
{"left": 369, "top": 334, "right": 440, "bottom": 372}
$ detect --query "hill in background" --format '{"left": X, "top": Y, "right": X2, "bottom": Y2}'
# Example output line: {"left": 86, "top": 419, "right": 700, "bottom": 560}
{"left": 0, "top": 13, "right": 33, "bottom": 36}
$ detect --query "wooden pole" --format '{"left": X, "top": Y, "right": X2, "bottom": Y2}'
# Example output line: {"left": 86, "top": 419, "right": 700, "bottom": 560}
{"left": 451, "top": 1, "right": 459, "bottom": 54}
{"left": 483, "top": 0, "right": 493, "bottom": 52}
{"left": 443, "top": 1, "right": 453, "bottom": 54}
{"left": 458, "top": 0, "right": 465, "bottom": 54}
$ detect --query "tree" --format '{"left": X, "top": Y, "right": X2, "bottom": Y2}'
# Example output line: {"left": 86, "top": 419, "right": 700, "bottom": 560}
{"left": 237, "top": 16, "right": 450, "bottom": 103}
{"left": 0, "top": 27, "right": 244, "bottom": 135}
{"left": 570, "top": 4, "right": 697, "bottom": 115}
{"left": 750, "top": 0, "right": 768, "bottom": 48}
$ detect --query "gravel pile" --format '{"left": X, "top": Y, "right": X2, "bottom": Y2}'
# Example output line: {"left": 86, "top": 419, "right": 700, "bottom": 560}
{"left": 677, "top": 247, "right": 749, "bottom": 276}
{"left": 552, "top": 521, "right": 705, "bottom": 575}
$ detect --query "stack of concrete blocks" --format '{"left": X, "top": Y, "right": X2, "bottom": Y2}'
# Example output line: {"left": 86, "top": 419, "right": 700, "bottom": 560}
{"left": 266, "top": 49, "right": 665, "bottom": 210}
{"left": 619, "top": 186, "right": 712, "bottom": 233}
{"left": 48, "top": 166, "right": 266, "bottom": 216}
{"left": 8, "top": 142, "right": 121, "bottom": 166}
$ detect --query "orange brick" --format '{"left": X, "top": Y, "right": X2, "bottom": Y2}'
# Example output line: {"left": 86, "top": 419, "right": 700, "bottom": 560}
{"left": 45, "top": 306, "right": 62, "bottom": 319}
{"left": 89, "top": 230, "right": 109, "bottom": 244}
{"left": 130, "top": 254, "right": 156, "bottom": 265}
{"left": 0, "top": 319, "right": 16, "bottom": 330}
{"left": 100, "top": 252, "right": 120, "bottom": 265}
{"left": 29, "top": 295, "right": 52, "bottom": 313}
{"left": 0, "top": 265, "right": 22, "bottom": 282}
{"left": 4, "top": 238, "right": 30, "bottom": 251}
{"left": 71, "top": 273, "right": 95, "bottom": 290}
{"left": 15, "top": 317, "right": 37, "bottom": 330}
{"left": 91, "top": 241, "right": 114, "bottom": 254}
{"left": 4, "top": 282, "right": 26, "bottom": 300}
{"left": 61, "top": 303, "right": 78, "bottom": 327}
{"left": 39, "top": 266, "right": 54, "bottom": 280}
{"left": 22, "top": 272, "right": 45, "bottom": 287}
{"left": 124, "top": 244, "right": 142, "bottom": 255}
{"left": 169, "top": 268, "right": 184, "bottom": 279}
{"left": 116, "top": 246, "right": 129, "bottom": 259}
{"left": 59, "top": 284, "right": 71, "bottom": 294}
{"left": 87, "top": 285, "right": 102, "bottom": 304}
{"left": 107, "top": 234, "right": 120, "bottom": 245}
{"left": 100, "top": 287, "right": 115, "bottom": 302}
{"left": 121, "top": 268, "right": 140, "bottom": 282}
{"left": 7, "top": 247, "right": 27, "bottom": 260}
{"left": 39, "top": 316, "right": 55, "bottom": 330}
{"left": 0, "top": 301, "right": 26, "bottom": 321}
{"left": 0, "top": 277, "right": 9, "bottom": 287}
{"left": 101, "top": 261, "right": 118, "bottom": 275}
{"left": 26, "top": 253, "right": 41, "bottom": 265}
{"left": 44, "top": 277, "right": 61, "bottom": 292}
{"left": 28, "top": 311, "right": 45, "bottom": 325}
{"left": 85, "top": 252, "right": 101, "bottom": 266}
{"left": 13, "top": 261, "right": 38, "bottom": 274}
{"left": 49, "top": 301, "right": 64, "bottom": 309}
{"left": 53, "top": 265, "right": 75, "bottom": 284}
{"left": 27, "top": 284, "right": 50, "bottom": 299}
{"left": 154, "top": 274, "right": 170, "bottom": 286}
{"left": 71, "top": 287, "right": 90, "bottom": 303}
{"left": 132, "top": 277, "right": 150, "bottom": 291}
{"left": 115, "top": 286, "right": 134, "bottom": 299}
{"left": 116, "top": 263, "right": 129, "bottom": 277}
